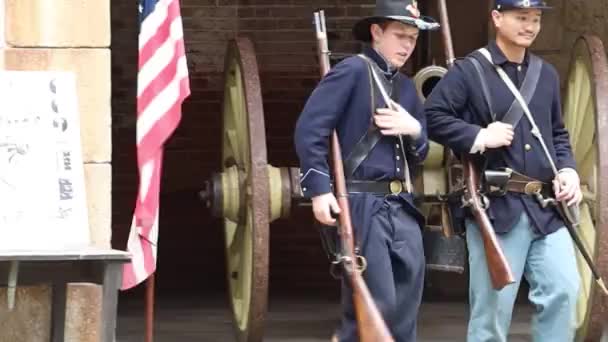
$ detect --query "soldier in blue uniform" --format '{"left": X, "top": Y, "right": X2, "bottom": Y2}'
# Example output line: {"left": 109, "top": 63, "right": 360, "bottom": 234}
{"left": 425, "top": 1, "right": 582, "bottom": 341}
{"left": 294, "top": 0, "right": 438, "bottom": 341}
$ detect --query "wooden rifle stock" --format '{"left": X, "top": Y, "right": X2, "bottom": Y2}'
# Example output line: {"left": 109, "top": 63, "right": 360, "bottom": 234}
{"left": 462, "top": 157, "right": 515, "bottom": 289}
{"left": 331, "top": 134, "right": 395, "bottom": 342}
{"left": 314, "top": 10, "right": 394, "bottom": 342}
{"left": 437, "top": 0, "right": 514, "bottom": 290}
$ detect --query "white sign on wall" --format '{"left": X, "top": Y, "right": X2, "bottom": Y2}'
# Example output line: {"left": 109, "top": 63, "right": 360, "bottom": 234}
{"left": 0, "top": 71, "right": 90, "bottom": 250}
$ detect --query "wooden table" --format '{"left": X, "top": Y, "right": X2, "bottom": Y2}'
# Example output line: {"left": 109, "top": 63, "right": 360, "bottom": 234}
{"left": 0, "top": 248, "right": 130, "bottom": 342}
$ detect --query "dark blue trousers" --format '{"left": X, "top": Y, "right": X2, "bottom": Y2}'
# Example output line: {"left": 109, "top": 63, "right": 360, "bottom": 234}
{"left": 336, "top": 197, "right": 425, "bottom": 342}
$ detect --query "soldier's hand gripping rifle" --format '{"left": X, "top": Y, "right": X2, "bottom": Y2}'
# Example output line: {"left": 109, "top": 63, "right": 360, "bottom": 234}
{"left": 313, "top": 10, "right": 394, "bottom": 342}
{"left": 437, "top": 0, "right": 515, "bottom": 290}
{"left": 462, "top": 159, "right": 515, "bottom": 289}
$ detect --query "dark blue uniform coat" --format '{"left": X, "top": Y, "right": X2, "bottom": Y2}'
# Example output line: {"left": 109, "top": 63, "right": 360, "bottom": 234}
{"left": 294, "top": 46, "right": 428, "bottom": 245}
{"left": 425, "top": 41, "right": 576, "bottom": 235}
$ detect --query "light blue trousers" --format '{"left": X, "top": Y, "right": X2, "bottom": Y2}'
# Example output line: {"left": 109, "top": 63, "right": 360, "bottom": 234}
{"left": 466, "top": 212, "right": 580, "bottom": 342}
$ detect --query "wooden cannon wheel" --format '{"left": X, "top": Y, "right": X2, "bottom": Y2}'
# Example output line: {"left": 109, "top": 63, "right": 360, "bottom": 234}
{"left": 199, "top": 36, "right": 303, "bottom": 342}
{"left": 562, "top": 35, "right": 608, "bottom": 341}
{"left": 220, "top": 37, "right": 269, "bottom": 342}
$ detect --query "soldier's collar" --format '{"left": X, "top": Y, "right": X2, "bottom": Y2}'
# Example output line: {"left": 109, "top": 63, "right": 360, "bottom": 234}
{"left": 488, "top": 40, "right": 530, "bottom": 66}
{"left": 362, "top": 45, "right": 399, "bottom": 79}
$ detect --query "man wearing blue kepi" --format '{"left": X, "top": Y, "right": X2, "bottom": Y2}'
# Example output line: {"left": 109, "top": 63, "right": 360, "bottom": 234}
{"left": 425, "top": 1, "right": 582, "bottom": 341}
{"left": 294, "top": 0, "right": 439, "bottom": 341}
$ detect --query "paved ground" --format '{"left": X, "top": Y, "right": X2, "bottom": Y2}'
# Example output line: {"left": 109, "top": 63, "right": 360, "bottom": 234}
{"left": 116, "top": 294, "right": 535, "bottom": 341}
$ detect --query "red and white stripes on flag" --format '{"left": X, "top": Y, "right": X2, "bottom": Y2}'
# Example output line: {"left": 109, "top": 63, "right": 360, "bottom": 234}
{"left": 121, "top": 0, "right": 190, "bottom": 290}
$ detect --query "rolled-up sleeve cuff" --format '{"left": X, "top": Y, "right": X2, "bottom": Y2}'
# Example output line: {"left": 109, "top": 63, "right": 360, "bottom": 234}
{"left": 300, "top": 168, "right": 332, "bottom": 198}
{"left": 469, "top": 128, "right": 487, "bottom": 154}
{"left": 558, "top": 168, "right": 576, "bottom": 174}
{"left": 446, "top": 123, "right": 483, "bottom": 155}
{"left": 558, "top": 168, "right": 579, "bottom": 180}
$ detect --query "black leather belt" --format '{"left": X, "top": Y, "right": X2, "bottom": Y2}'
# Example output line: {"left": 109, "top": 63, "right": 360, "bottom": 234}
{"left": 346, "top": 180, "right": 410, "bottom": 195}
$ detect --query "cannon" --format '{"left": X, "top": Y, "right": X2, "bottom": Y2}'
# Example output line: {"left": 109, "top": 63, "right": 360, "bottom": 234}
{"left": 197, "top": 31, "right": 608, "bottom": 342}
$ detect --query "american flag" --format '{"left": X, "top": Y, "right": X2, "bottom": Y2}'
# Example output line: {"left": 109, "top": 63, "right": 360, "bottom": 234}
{"left": 121, "top": 0, "right": 190, "bottom": 290}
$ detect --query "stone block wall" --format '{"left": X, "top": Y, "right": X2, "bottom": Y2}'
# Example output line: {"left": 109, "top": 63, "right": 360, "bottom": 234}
{"left": 0, "top": 0, "right": 111, "bottom": 340}
{"left": 2, "top": 0, "right": 113, "bottom": 248}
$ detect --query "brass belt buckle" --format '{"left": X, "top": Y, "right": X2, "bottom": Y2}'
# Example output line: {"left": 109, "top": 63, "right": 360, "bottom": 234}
{"left": 389, "top": 180, "right": 403, "bottom": 195}
{"left": 524, "top": 181, "right": 542, "bottom": 195}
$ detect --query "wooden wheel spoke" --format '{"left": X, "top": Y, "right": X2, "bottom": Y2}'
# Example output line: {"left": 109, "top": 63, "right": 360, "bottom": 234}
{"left": 228, "top": 223, "right": 243, "bottom": 268}
{"left": 225, "top": 220, "right": 238, "bottom": 246}
{"left": 225, "top": 129, "right": 241, "bottom": 165}
{"left": 565, "top": 60, "right": 584, "bottom": 138}
{"left": 577, "top": 147, "right": 596, "bottom": 185}
{"left": 575, "top": 61, "right": 590, "bottom": 112}
{"left": 572, "top": 96, "right": 595, "bottom": 160}
{"left": 581, "top": 184, "right": 596, "bottom": 205}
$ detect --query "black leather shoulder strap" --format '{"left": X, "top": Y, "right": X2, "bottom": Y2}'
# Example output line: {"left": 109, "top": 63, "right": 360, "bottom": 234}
{"left": 468, "top": 55, "right": 496, "bottom": 122}
{"left": 343, "top": 55, "right": 400, "bottom": 176}
{"left": 500, "top": 54, "right": 543, "bottom": 127}
{"left": 470, "top": 51, "right": 543, "bottom": 128}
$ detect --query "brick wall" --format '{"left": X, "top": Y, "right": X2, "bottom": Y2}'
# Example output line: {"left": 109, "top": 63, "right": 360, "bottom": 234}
{"left": 110, "top": 0, "right": 492, "bottom": 296}
{"left": 561, "top": 0, "right": 608, "bottom": 74}
{"left": 563, "top": 0, "right": 608, "bottom": 44}
{"left": 492, "top": 0, "right": 608, "bottom": 85}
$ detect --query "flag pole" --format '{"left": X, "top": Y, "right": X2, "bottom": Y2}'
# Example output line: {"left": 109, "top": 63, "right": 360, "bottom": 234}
{"left": 145, "top": 273, "right": 156, "bottom": 342}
